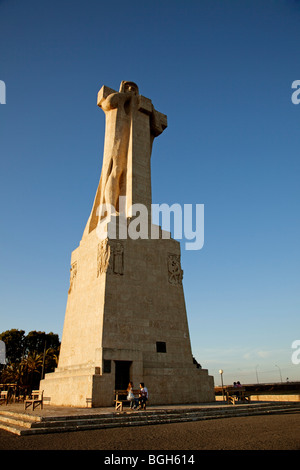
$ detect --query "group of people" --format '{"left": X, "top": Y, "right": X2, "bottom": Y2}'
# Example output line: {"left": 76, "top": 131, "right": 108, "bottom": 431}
{"left": 232, "top": 381, "right": 243, "bottom": 400}
{"left": 233, "top": 381, "right": 242, "bottom": 388}
{"left": 126, "top": 382, "right": 148, "bottom": 410}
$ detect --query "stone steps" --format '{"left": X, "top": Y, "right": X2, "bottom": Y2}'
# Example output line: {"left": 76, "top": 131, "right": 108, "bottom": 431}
{"left": 1, "top": 402, "right": 299, "bottom": 436}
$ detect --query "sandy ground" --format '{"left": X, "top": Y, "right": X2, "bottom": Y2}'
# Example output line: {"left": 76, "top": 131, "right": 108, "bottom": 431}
{"left": 0, "top": 411, "right": 299, "bottom": 451}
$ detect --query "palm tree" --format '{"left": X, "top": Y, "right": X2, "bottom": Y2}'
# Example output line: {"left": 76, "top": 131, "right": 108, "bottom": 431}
{"left": 0, "top": 344, "right": 60, "bottom": 392}
{"left": 41, "top": 348, "right": 59, "bottom": 380}
{"left": 22, "top": 352, "right": 43, "bottom": 389}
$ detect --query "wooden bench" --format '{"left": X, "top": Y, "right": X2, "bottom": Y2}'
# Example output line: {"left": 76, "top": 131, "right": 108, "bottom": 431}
{"left": 24, "top": 390, "right": 44, "bottom": 411}
{"left": 86, "top": 397, "right": 93, "bottom": 407}
{"left": 114, "top": 389, "right": 140, "bottom": 411}
{"left": 225, "top": 387, "right": 251, "bottom": 405}
{"left": 0, "top": 391, "right": 8, "bottom": 405}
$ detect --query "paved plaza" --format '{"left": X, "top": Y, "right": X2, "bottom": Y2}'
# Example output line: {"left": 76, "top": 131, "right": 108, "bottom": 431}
{"left": 0, "top": 401, "right": 299, "bottom": 451}
{"left": 0, "top": 410, "right": 299, "bottom": 451}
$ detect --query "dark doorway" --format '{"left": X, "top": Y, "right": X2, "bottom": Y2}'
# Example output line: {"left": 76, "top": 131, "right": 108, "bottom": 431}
{"left": 115, "top": 361, "right": 131, "bottom": 389}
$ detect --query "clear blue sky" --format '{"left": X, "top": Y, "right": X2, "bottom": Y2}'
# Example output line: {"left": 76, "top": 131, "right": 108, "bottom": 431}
{"left": 0, "top": 0, "right": 299, "bottom": 386}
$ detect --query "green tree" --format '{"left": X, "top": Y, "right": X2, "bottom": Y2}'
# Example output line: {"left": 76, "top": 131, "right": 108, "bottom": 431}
{"left": 25, "top": 331, "right": 60, "bottom": 355}
{"left": 25, "top": 331, "right": 46, "bottom": 355}
{"left": 1, "top": 362, "right": 26, "bottom": 385}
{"left": 23, "top": 351, "right": 44, "bottom": 389}
{"left": 0, "top": 329, "right": 25, "bottom": 363}
{"left": 0, "top": 329, "right": 60, "bottom": 391}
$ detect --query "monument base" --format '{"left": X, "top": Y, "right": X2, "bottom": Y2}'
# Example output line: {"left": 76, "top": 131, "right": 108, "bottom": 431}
{"left": 41, "top": 363, "right": 214, "bottom": 407}
{"left": 40, "top": 224, "right": 215, "bottom": 407}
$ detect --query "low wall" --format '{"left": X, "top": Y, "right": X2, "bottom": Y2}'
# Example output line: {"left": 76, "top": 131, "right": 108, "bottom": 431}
{"left": 215, "top": 394, "right": 300, "bottom": 402}
{"left": 248, "top": 394, "right": 300, "bottom": 402}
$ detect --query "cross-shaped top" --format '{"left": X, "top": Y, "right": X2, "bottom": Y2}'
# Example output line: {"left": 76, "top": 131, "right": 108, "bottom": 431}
{"left": 84, "top": 81, "right": 167, "bottom": 236}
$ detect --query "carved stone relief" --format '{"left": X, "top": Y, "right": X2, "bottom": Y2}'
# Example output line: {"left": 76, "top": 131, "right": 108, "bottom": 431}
{"left": 97, "top": 239, "right": 111, "bottom": 276}
{"left": 68, "top": 261, "right": 77, "bottom": 293}
{"left": 167, "top": 254, "right": 183, "bottom": 286}
{"left": 97, "top": 240, "right": 124, "bottom": 276}
{"left": 113, "top": 242, "right": 124, "bottom": 275}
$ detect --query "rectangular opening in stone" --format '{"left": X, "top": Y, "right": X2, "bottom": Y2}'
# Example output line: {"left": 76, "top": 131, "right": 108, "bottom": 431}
{"left": 114, "top": 360, "right": 132, "bottom": 389}
{"left": 156, "top": 341, "right": 167, "bottom": 353}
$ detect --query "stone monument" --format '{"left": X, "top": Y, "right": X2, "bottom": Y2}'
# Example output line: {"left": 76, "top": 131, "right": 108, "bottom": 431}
{"left": 40, "top": 81, "right": 214, "bottom": 406}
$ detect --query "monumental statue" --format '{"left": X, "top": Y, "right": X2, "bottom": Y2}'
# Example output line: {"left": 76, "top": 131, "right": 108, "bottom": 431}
{"left": 41, "top": 81, "right": 214, "bottom": 407}
{"left": 84, "top": 80, "right": 167, "bottom": 234}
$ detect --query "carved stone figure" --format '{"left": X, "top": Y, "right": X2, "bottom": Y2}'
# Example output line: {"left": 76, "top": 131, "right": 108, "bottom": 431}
{"left": 113, "top": 242, "right": 124, "bottom": 275}
{"left": 68, "top": 262, "right": 77, "bottom": 293}
{"left": 97, "top": 240, "right": 111, "bottom": 276}
{"left": 83, "top": 81, "right": 167, "bottom": 236}
{"left": 167, "top": 254, "right": 183, "bottom": 286}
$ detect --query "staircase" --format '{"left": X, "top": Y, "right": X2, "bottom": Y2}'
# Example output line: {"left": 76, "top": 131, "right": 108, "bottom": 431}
{"left": 0, "top": 402, "right": 299, "bottom": 436}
